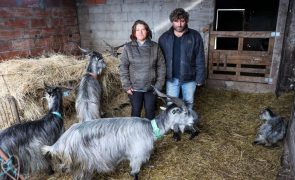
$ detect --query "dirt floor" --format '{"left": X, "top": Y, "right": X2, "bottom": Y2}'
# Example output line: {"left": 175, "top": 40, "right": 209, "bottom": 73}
{"left": 30, "top": 87, "right": 294, "bottom": 180}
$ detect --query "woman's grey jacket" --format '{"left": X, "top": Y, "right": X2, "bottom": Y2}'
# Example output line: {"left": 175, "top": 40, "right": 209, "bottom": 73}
{"left": 119, "top": 40, "right": 166, "bottom": 92}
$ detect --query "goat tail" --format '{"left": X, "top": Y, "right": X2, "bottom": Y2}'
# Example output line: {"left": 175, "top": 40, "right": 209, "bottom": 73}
{"left": 41, "top": 145, "right": 53, "bottom": 157}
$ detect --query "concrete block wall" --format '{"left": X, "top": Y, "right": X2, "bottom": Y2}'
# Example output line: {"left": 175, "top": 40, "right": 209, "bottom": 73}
{"left": 0, "top": 0, "right": 81, "bottom": 60}
{"left": 76, "top": 0, "right": 214, "bottom": 52}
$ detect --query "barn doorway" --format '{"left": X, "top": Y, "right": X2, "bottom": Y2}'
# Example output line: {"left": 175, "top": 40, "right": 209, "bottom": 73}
{"left": 208, "top": 0, "right": 280, "bottom": 84}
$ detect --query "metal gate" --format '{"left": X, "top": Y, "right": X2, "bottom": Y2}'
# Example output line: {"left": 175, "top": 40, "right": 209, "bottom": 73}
{"left": 208, "top": 29, "right": 275, "bottom": 84}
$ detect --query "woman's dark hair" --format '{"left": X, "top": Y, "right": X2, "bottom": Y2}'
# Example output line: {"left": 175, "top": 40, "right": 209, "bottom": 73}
{"left": 169, "top": 8, "right": 189, "bottom": 22}
{"left": 130, "top": 20, "right": 152, "bottom": 41}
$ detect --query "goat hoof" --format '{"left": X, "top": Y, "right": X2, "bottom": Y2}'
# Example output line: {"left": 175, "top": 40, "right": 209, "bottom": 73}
{"left": 252, "top": 141, "right": 259, "bottom": 146}
{"left": 172, "top": 134, "right": 181, "bottom": 141}
{"left": 47, "top": 167, "right": 55, "bottom": 176}
{"left": 189, "top": 132, "right": 199, "bottom": 140}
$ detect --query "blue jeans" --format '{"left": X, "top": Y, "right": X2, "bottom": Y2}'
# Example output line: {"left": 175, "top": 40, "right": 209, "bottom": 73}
{"left": 166, "top": 78, "right": 196, "bottom": 110}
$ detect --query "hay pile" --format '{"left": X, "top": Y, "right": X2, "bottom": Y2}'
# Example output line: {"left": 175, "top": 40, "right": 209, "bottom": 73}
{"left": 1, "top": 53, "right": 294, "bottom": 179}
{"left": 31, "top": 88, "right": 293, "bottom": 180}
{"left": 0, "top": 53, "right": 124, "bottom": 127}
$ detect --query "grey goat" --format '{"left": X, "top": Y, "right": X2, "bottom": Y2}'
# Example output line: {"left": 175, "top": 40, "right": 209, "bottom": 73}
{"left": 253, "top": 108, "right": 288, "bottom": 147}
{"left": 42, "top": 87, "right": 196, "bottom": 180}
{"left": 75, "top": 49, "right": 106, "bottom": 122}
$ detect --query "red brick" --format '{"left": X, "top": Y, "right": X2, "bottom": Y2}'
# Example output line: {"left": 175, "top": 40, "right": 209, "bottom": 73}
{"left": 23, "top": 29, "right": 41, "bottom": 38}
{"left": 12, "top": 8, "right": 33, "bottom": 17}
{"left": 51, "top": 8, "right": 64, "bottom": 17}
{"left": 12, "top": 39, "right": 34, "bottom": 50}
{"left": 0, "top": 8, "right": 13, "bottom": 18}
{"left": 63, "top": 8, "right": 77, "bottom": 17}
{"left": 0, "top": 30, "right": 23, "bottom": 40}
{"left": 64, "top": 17, "right": 77, "bottom": 26}
{"left": 67, "top": 33, "right": 81, "bottom": 42}
{"left": 87, "top": 0, "right": 106, "bottom": 4}
{"left": 63, "top": 26, "right": 80, "bottom": 34}
{"left": 0, "top": 41, "right": 12, "bottom": 51}
{"left": 19, "top": 1, "right": 41, "bottom": 8}
{"left": 96, "top": 0, "right": 106, "bottom": 4}
{"left": 0, "top": 50, "right": 29, "bottom": 60}
{"left": 31, "top": 18, "right": 47, "bottom": 28}
{"left": 62, "top": 0, "right": 76, "bottom": 7}
{"left": 51, "top": 18, "right": 64, "bottom": 27}
{"left": 3, "top": 18, "right": 29, "bottom": 28}
{"left": 34, "top": 9, "right": 51, "bottom": 17}
{"left": 29, "top": 48, "right": 45, "bottom": 57}
{"left": 41, "top": 28, "right": 58, "bottom": 37}
{"left": 34, "top": 38, "right": 50, "bottom": 48}
{"left": 0, "top": 0, "right": 17, "bottom": 7}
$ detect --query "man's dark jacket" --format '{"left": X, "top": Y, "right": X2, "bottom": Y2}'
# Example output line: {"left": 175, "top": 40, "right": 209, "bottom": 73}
{"left": 158, "top": 27, "right": 205, "bottom": 84}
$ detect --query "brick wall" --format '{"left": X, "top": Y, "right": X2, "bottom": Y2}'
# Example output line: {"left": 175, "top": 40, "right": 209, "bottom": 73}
{"left": 76, "top": 0, "right": 214, "bottom": 52}
{"left": 0, "top": 0, "right": 81, "bottom": 60}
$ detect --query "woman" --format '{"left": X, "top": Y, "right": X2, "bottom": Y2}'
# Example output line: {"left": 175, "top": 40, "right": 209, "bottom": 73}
{"left": 119, "top": 20, "right": 166, "bottom": 120}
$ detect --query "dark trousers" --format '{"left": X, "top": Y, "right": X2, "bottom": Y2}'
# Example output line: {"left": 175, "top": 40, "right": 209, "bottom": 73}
{"left": 128, "top": 91, "right": 157, "bottom": 120}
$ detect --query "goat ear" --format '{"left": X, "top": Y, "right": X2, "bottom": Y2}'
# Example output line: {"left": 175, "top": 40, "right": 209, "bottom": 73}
{"left": 160, "top": 106, "right": 166, "bottom": 111}
{"left": 44, "top": 82, "right": 49, "bottom": 89}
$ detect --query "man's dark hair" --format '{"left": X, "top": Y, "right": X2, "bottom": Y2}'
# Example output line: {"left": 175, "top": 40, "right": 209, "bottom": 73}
{"left": 169, "top": 8, "right": 189, "bottom": 22}
{"left": 130, "top": 20, "right": 152, "bottom": 41}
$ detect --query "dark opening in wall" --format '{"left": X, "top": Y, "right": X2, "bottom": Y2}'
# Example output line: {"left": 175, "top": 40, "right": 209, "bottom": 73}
{"left": 214, "top": 0, "right": 279, "bottom": 51}
{"left": 216, "top": 9, "right": 245, "bottom": 31}
{"left": 214, "top": 0, "right": 279, "bottom": 31}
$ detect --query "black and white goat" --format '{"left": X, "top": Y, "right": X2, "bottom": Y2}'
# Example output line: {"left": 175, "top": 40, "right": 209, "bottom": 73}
{"left": 42, "top": 87, "right": 196, "bottom": 180}
{"left": 253, "top": 108, "right": 288, "bottom": 147}
{"left": 75, "top": 49, "right": 106, "bottom": 122}
{"left": 0, "top": 85, "right": 68, "bottom": 178}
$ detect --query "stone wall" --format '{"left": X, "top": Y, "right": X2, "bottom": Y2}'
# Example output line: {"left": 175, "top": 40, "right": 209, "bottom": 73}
{"left": 76, "top": 0, "right": 214, "bottom": 52}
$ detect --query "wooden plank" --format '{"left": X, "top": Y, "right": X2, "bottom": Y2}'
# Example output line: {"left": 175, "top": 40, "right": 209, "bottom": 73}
{"left": 209, "top": 74, "right": 267, "bottom": 83}
{"left": 238, "top": 37, "right": 244, "bottom": 51}
{"left": 210, "top": 49, "right": 271, "bottom": 56}
{"left": 212, "top": 66, "right": 269, "bottom": 74}
{"left": 211, "top": 53, "right": 272, "bottom": 60}
{"left": 210, "top": 31, "right": 273, "bottom": 38}
{"left": 210, "top": 57, "right": 272, "bottom": 66}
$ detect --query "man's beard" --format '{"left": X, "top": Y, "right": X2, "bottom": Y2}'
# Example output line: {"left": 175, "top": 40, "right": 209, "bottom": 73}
{"left": 173, "top": 25, "right": 187, "bottom": 32}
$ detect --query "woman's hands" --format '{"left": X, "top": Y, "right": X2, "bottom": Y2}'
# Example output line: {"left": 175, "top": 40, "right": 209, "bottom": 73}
{"left": 127, "top": 88, "right": 134, "bottom": 95}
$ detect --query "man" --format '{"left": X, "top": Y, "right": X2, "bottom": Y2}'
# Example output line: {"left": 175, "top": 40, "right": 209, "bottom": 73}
{"left": 158, "top": 8, "right": 205, "bottom": 110}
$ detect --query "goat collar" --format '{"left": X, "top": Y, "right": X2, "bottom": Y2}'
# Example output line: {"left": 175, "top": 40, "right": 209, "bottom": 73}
{"left": 151, "top": 119, "right": 161, "bottom": 140}
{"left": 52, "top": 112, "right": 63, "bottom": 120}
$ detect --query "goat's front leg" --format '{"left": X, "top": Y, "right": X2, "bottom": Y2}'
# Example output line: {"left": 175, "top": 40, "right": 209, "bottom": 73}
{"left": 172, "top": 124, "right": 181, "bottom": 141}
{"left": 184, "top": 126, "right": 199, "bottom": 140}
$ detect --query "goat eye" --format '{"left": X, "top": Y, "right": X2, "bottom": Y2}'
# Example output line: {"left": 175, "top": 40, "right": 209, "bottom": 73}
{"left": 172, "top": 109, "right": 176, "bottom": 114}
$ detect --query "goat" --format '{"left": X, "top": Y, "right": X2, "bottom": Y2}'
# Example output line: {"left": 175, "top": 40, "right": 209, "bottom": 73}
{"left": 253, "top": 108, "right": 288, "bottom": 147}
{"left": 75, "top": 49, "right": 106, "bottom": 122}
{"left": 172, "top": 109, "right": 199, "bottom": 141}
{"left": 42, "top": 87, "right": 196, "bottom": 180}
{"left": 156, "top": 90, "right": 200, "bottom": 142}
{"left": 0, "top": 84, "right": 69, "bottom": 179}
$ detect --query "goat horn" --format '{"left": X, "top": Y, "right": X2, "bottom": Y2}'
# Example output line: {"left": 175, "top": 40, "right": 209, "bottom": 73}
{"left": 77, "top": 46, "right": 90, "bottom": 53}
{"left": 151, "top": 85, "right": 187, "bottom": 108}
{"left": 103, "top": 40, "right": 113, "bottom": 48}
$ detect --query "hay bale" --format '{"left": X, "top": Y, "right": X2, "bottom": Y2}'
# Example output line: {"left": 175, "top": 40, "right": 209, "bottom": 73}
{"left": 0, "top": 95, "right": 21, "bottom": 129}
{"left": 0, "top": 53, "right": 124, "bottom": 124}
